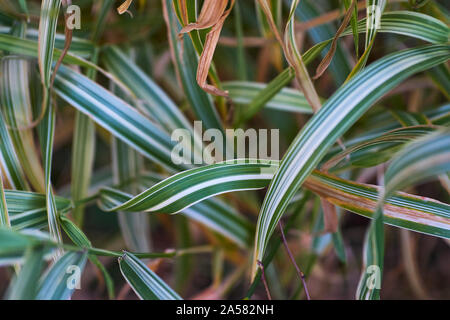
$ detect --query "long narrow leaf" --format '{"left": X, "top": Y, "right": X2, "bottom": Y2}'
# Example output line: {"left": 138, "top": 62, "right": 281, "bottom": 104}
{"left": 97, "top": 160, "right": 449, "bottom": 239}
{"left": 53, "top": 65, "right": 192, "bottom": 172}
{"left": 36, "top": 251, "right": 87, "bottom": 300}
{"left": 163, "top": 1, "right": 224, "bottom": 133}
{"left": 39, "top": 102, "right": 63, "bottom": 256}
{"left": 0, "top": 171, "right": 10, "bottom": 227}
{"left": 1, "top": 56, "right": 46, "bottom": 192}
{"left": 252, "top": 44, "right": 450, "bottom": 277}
{"left": 357, "top": 129, "right": 450, "bottom": 300}
{"left": 119, "top": 252, "right": 182, "bottom": 300}
{"left": 6, "top": 245, "right": 46, "bottom": 300}
{"left": 0, "top": 112, "right": 28, "bottom": 190}
{"left": 38, "top": 0, "right": 61, "bottom": 88}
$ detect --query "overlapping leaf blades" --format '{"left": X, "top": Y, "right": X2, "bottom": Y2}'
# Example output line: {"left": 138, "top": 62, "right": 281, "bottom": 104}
{"left": 357, "top": 129, "right": 450, "bottom": 300}
{"left": 0, "top": 112, "right": 28, "bottom": 190}
{"left": 119, "top": 252, "right": 182, "bottom": 300}
{"left": 252, "top": 44, "right": 450, "bottom": 276}
{"left": 97, "top": 160, "right": 449, "bottom": 239}
{"left": 99, "top": 159, "right": 277, "bottom": 213}
{"left": 0, "top": 0, "right": 448, "bottom": 301}
{"left": 53, "top": 65, "right": 191, "bottom": 172}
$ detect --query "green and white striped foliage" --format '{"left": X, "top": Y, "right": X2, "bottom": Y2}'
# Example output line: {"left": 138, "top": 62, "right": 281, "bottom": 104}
{"left": 252, "top": 44, "right": 450, "bottom": 277}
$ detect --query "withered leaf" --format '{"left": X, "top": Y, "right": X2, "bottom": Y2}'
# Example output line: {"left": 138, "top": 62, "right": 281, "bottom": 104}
{"left": 117, "top": 0, "right": 134, "bottom": 15}
{"left": 320, "top": 198, "right": 339, "bottom": 234}
{"left": 50, "top": 0, "right": 73, "bottom": 88}
{"left": 180, "top": 0, "right": 229, "bottom": 33}
{"left": 313, "top": 0, "right": 357, "bottom": 80}
{"left": 257, "top": 0, "right": 322, "bottom": 113}
{"left": 180, "top": 0, "right": 234, "bottom": 97}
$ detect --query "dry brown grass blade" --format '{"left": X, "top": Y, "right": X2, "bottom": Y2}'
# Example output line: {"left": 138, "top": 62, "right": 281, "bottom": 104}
{"left": 320, "top": 198, "right": 338, "bottom": 234}
{"left": 50, "top": 0, "right": 72, "bottom": 88}
{"left": 219, "top": 36, "right": 272, "bottom": 47}
{"left": 180, "top": 0, "right": 234, "bottom": 97}
{"left": 257, "top": 0, "right": 322, "bottom": 112}
{"left": 0, "top": 168, "right": 11, "bottom": 189}
{"left": 196, "top": 9, "right": 230, "bottom": 97}
{"left": 295, "top": 0, "right": 366, "bottom": 32}
{"left": 180, "top": 0, "right": 229, "bottom": 33}
{"left": 256, "top": 0, "right": 285, "bottom": 51}
{"left": 313, "top": 0, "right": 356, "bottom": 80}
{"left": 117, "top": 0, "right": 134, "bottom": 15}
{"left": 284, "top": 35, "right": 322, "bottom": 113}
{"left": 257, "top": 260, "right": 272, "bottom": 300}
{"left": 176, "top": 0, "right": 188, "bottom": 25}
{"left": 21, "top": 0, "right": 71, "bottom": 131}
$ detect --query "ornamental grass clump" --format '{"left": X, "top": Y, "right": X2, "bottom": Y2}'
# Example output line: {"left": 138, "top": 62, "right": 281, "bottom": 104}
{"left": 0, "top": 0, "right": 449, "bottom": 300}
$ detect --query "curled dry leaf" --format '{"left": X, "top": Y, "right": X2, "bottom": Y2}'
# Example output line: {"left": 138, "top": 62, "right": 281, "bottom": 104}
{"left": 27, "top": 0, "right": 72, "bottom": 131}
{"left": 50, "top": 0, "right": 72, "bottom": 87}
{"left": 117, "top": 0, "right": 134, "bottom": 15}
{"left": 257, "top": 0, "right": 322, "bottom": 112}
{"left": 180, "top": 0, "right": 234, "bottom": 97}
{"left": 256, "top": 0, "right": 284, "bottom": 53}
{"left": 284, "top": 0, "right": 322, "bottom": 112}
{"left": 181, "top": 0, "right": 229, "bottom": 33}
{"left": 313, "top": 0, "right": 357, "bottom": 80}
